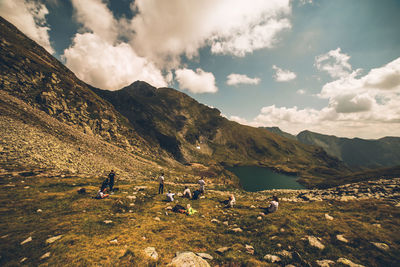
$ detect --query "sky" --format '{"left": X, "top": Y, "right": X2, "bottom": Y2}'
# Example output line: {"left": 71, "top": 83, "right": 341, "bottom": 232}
{"left": 1, "top": 0, "right": 400, "bottom": 139}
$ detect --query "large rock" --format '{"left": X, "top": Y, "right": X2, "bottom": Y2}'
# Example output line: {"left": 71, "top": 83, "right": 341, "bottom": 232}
{"left": 263, "top": 254, "right": 281, "bottom": 263}
{"left": 168, "top": 252, "right": 210, "bottom": 267}
{"left": 337, "top": 258, "right": 365, "bottom": 267}
{"left": 316, "top": 259, "right": 335, "bottom": 267}
{"left": 144, "top": 247, "right": 158, "bottom": 260}
{"left": 306, "top": 236, "right": 325, "bottom": 250}
{"left": 371, "top": 242, "right": 390, "bottom": 251}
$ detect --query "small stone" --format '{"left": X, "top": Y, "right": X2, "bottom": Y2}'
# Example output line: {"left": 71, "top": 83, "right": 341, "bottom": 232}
{"left": 20, "top": 236, "right": 32, "bottom": 245}
{"left": 372, "top": 223, "right": 381, "bottom": 228}
{"left": 110, "top": 239, "right": 118, "bottom": 244}
{"left": 24, "top": 186, "right": 30, "bottom": 189}
{"left": 245, "top": 244, "right": 254, "bottom": 255}
{"left": 196, "top": 252, "right": 213, "bottom": 260}
{"left": 166, "top": 206, "right": 173, "bottom": 210}
{"left": 37, "top": 209, "right": 43, "bottom": 213}
{"left": 257, "top": 216, "right": 262, "bottom": 220}
{"left": 200, "top": 196, "right": 205, "bottom": 199}
{"left": 103, "top": 220, "right": 113, "bottom": 224}
{"left": 154, "top": 217, "right": 161, "bottom": 221}
{"left": 223, "top": 221, "right": 229, "bottom": 225}
{"left": 250, "top": 205, "right": 256, "bottom": 208}
{"left": 264, "top": 254, "right": 281, "bottom": 263}
{"left": 316, "top": 259, "right": 335, "bottom": 267}
{"left": 1, "top": 234, "right": 9, "bottom": 239}
{"left": 216, "top": 247, "right": 230, "bottom": 254}
{"left": 336, "top": 234, "right": 348, "bottom": 243}
{"left": 177, "top": 192, "right": 183, "bottom": 197}
{"left": 20, "top": 257, "right": 28, "bottom": 263}
{"left": 277, "top": 243, "right": 282, "bottom": 248}
{"left": 280, "top": 228, "right": 285, "bottom": 233}
{"left": 40, "top": 252, "right": 51, "bottom": 260}
{"left": 325, "top": 213, "right": 333, "bottom": 221}
{"left": 276, "top": 250, "right": 292, "bottom": 259}
{"left": 46, "top": 235, "right": 62, "bottom": 244}
{"left": 337, "top": 257, "right": 365, "bottom": 267}
{"left": 371, "top": 242, "right": 390, "bottom": 251}
{"left": 270, "top": 235, "right": 278, "bottom": 240}
{"left": 142, "top": 236, "right": 146, "bottom": 240}
{"left": 306, "top": 236, "right": 325, "bottom": 250}
{"left": 144, "top": 247, "right": 158, "bottom": 260}
{"left": 127, "top": 195, "right": 136, "bottom": 200}
{"left": 169, "top": 252, "right": 210, "bottom": 266}
{"left": 231, "top": 227, "right": 243, "bottom": 233}
{"left": 211, "top": 219, "right": 220, "bottom": 223}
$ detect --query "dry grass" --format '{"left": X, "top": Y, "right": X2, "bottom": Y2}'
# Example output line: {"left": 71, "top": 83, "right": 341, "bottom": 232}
{"left": 0, "top": 170, "right": 399, "bottom": 266}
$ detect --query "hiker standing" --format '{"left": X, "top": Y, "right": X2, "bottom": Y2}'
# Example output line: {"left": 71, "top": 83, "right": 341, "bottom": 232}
{"left": 158, "top": 172, "right": 165, "bottom": 194}
{"left": 198, "top": 177, "right": 206, "bottom": 194}
{"left": 108, "top": 170, "right": 116, "bottom": 191}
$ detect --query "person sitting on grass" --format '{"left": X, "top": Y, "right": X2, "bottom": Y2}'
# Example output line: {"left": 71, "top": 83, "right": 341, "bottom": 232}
{"left": 95, "top": 188, "right": 109, "bottom": 199}
{"left": 185, "top": 204, "right": 197, "bottom": 216}
{"left": 226, "top": 194, "right": 236, "bottom": 208}
{"left": 166, "top": 191, "right": 175, "bottom": 202}
{"left": 183, "top": 186, "right": 192, "bottom": 198}
{"left": 192, "top": 190, "right": 201, "bottom": 200}
{"left": 266, "top": 195, "right": 279, "bottom": 213}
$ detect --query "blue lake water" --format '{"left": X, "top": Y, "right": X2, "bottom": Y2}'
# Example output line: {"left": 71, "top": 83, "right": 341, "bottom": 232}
{"left": 226, "top": 166, "right": 305, "bottom": 192}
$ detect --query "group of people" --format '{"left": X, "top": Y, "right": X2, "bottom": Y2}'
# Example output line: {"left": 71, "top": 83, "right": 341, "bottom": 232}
{"left": 94, "top": 170, "right": 280, "bottom": 214}
{"left": 158, "top": 173, "right": 206, "bottom": 202}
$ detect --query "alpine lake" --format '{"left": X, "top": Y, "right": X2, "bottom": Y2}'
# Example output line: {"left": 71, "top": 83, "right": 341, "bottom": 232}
{"left": 226, "top": 166, "right": 305, "bottom": 192}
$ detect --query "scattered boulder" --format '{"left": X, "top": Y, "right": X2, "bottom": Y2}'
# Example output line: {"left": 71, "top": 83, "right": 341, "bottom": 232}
{"left": 215, "top": 247, "right": 230, "bottom": 254}
{"left": 154, "top": 217, "right": 161, "bottom": 221}
{"left": 371, "top": 242, "right": 390, "bottom": 251}
{"left": 127, "top": 195, "right": 136, "bottom": 200}
{"left": 231, "top": 228, "right": 243, "bottom": 233}
{"left": 103, "top": 220, "right": 113, "bottom": 224}
{"left": 245, "top": 244, "right": 254, "bottom": 255}
{"left": 325, "top": 213, "right": 333, "bottom": 221}
{"left": 276, "top": 250, "right": 292, "bottom": 259}
{"left": 257, "top": 216, "right": 262, "bottom": 220}
{"left": 306, "top": 236, "right": 325, "bottom": 250}
{"left": 168, "top": 251, "right": 210, "bottom": 267}
{"left": 37, "top": 209, "right": 43, "bottom": 213}
{"left": 40, "top": 252, "right": 51, "bottom": 260}
{"left": 211, "top": 219, "right": 220, "bottom": 224}
{"left": 196, "top": 253, "right": 213, "bottom": 260}
{"left": 20, "top": 236, "right": 32, "bottom": 245}
{"left": 263, "top": 254, "right": 281, "bottom": 263}
{"left": 336, "top": 234, "right": 349, "bottom": 243}
{"left": 46, "top": 235, "right": 62, "bottom": 244}
{"left": 20, "top": 257, "right": 28, "bottom": 263}
{"left": 337, "top": 257, "right": 365, "bottom": 267}
{"left": 223, "top": 221, "right": 229, "bottom": 226}
{"left": 316, "top": 259, "right": 335, "bottom": 267}
{"left": 144, "top": 247, "right": 158, "bottom": 260}
{"left": 109, "top": 239, "right": 118, "bottom": 244}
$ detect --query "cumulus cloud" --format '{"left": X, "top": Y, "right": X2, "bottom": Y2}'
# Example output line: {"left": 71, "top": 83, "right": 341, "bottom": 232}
{"left": 226, "top": 74, "right": 260, "bottom": 86}
{"left": 63, "top": 33, "right": 166, "bottom": 90}
{"left": 175, "top": 68, "right": 218, "bottom": 94}
{"left": 130, "top": 0, "right": 291, "bottom": 67}
{"left": 315, "top": 48, "right": 352, "bottom": 78}
{"left": 231, "top": 55, "right": 400, "bottom": 139}
{"left": 63, "top": 0, "right": 167, "bottom": 90}
{"left": 0, "top": 0, "right": 54, "bottom": 54}
{"left": 272, "top": 65, "right": 297, "bottom": 82}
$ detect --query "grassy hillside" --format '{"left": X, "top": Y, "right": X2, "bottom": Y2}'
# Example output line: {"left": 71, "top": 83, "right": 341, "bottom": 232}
{"left": 0, "top": 169, "right": 399, "bottom": 266}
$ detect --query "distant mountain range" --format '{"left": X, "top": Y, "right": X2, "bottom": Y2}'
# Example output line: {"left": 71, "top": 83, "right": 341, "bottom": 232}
{"left": 0, "top": 16, "right": 350, "bottom": 187}
{"left": 263, "top": 127, "right": 400, "bottom": 169}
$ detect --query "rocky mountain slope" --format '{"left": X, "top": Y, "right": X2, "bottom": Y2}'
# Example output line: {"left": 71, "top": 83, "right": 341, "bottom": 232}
{"left": 0, "top": 16, "right": 349, "bottom": 186}
{"left": 264, "top": 127, "right": 400, "bottom": 169}
{"left": 93, "top": 83, "right": 349, "bottom": 180}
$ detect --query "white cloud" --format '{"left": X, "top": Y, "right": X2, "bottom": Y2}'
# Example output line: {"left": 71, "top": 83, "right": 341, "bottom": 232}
{"left": 315, "top": 48, "right": 352, "bottom": 78}
{"left": 130, "top": 0, "right": 292, "bottom": 67}
{"left": 272, "top": 65, "right": 297, "bottom": 82}
{"left": 231, "top": 56, "right": 400, "bottom": 139}
{"left": 0, "top": 0, "right": 54, "bottom": 54}
{"left": 297, "top": 89, "right": 306, "bottom": 95}
{"left": 63, "top": 0, "right": 167, "bottom": 90}
{"left": 63, "top": 33, "right": 166, "bottom": 90}
{"left": 175, "top": 68, "right": 218, "bottom": 94}
{"left": 226, "top": 74, "right": 260, "bottom": 86}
